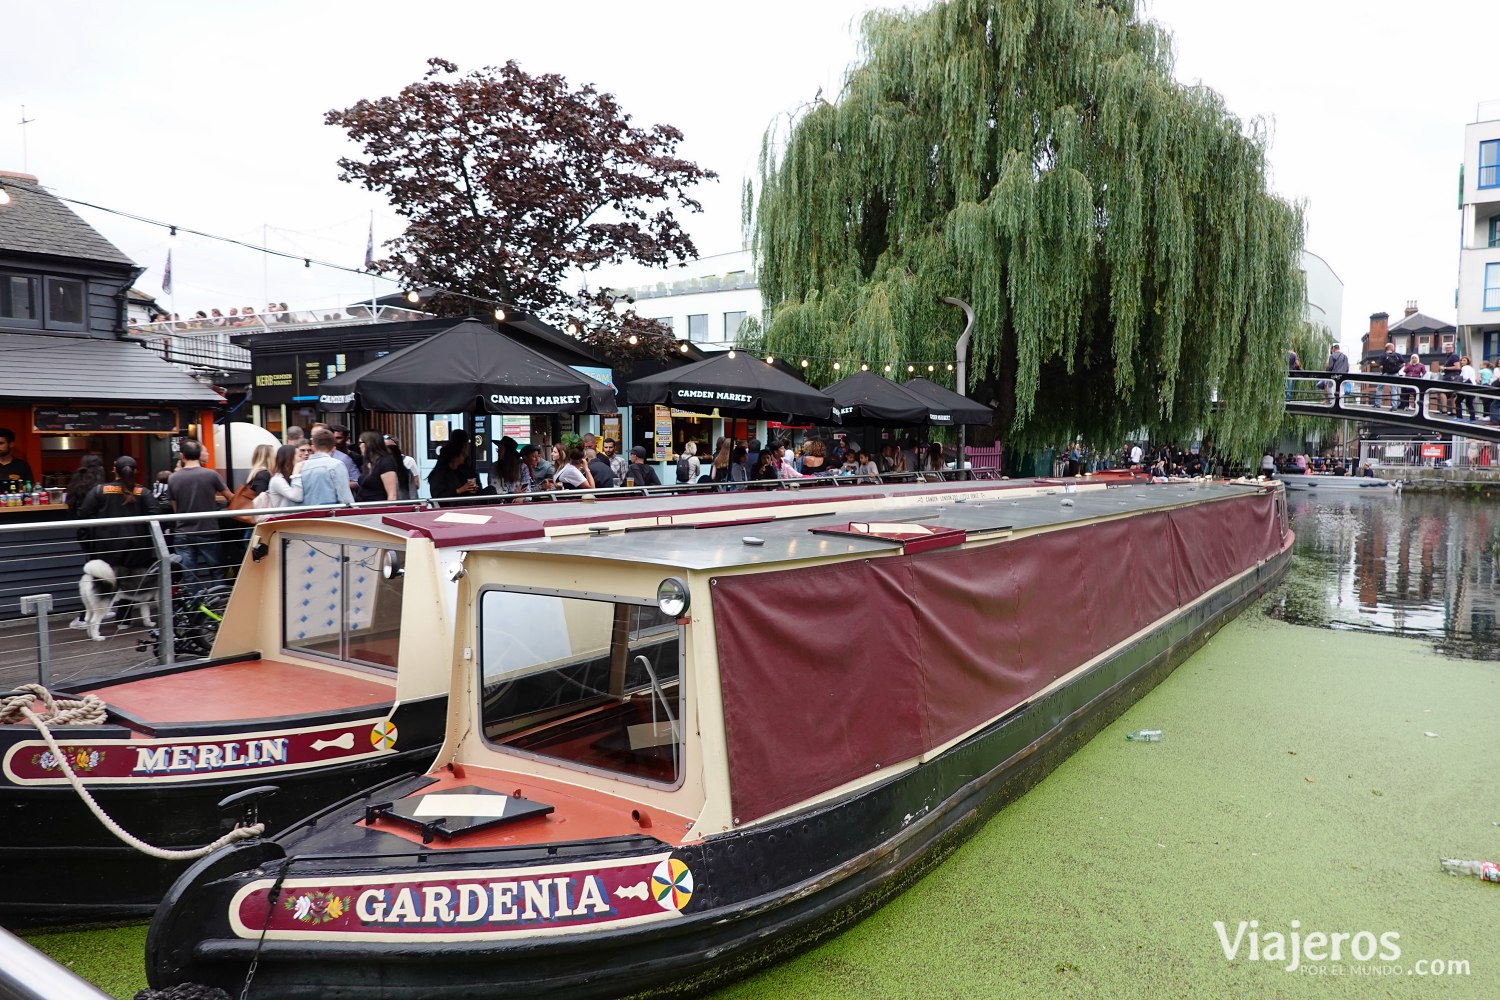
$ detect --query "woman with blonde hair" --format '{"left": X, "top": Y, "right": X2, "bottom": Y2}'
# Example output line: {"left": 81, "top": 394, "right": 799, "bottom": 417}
{"left": 246, "top": 444, "right": 276, "bottom": 497}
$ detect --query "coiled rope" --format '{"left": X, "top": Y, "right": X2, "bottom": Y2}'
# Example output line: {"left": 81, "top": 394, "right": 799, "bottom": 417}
{"left": 0, "top": 684, "right": 265, "bottom": 861}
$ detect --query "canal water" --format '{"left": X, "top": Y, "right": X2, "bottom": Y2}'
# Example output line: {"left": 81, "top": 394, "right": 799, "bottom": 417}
{"left": 25, "top": 489, "right": 1500, "bottom": 998}
{"left": 1272, "top": 490, "right": 1500, "bottom": 660}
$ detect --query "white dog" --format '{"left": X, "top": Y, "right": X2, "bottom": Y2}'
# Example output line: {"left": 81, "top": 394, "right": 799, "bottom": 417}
{"left": 79, "top": 559, "right": 158, "bottom": 641}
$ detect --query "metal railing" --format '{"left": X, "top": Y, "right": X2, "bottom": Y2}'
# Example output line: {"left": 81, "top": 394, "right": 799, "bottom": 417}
{"left": 0, "top": 472, "right": 1011, "bottom": 689}
{"left": 1286, "top": 372, "right": 1500, "bottom": 441}
{"left": 127, "top": 303, "right": 434, "bottom": 370}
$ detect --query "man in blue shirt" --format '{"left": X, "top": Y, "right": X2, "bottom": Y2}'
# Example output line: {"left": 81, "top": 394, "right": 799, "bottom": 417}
{"left": 299, "top": 428, "right": 355, "bottom": 506}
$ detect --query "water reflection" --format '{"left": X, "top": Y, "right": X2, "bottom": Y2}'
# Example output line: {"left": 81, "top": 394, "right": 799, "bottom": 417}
{"left": 1271, "top": 490, "right": 1500, "bottom": 659}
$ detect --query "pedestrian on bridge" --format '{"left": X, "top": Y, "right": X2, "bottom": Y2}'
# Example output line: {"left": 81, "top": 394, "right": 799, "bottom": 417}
{"left": 1377, "top": 343, "right": 1403, "bottom": 409}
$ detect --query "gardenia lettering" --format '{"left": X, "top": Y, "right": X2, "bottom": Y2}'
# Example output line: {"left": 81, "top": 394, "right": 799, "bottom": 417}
{"left": 487, "top": 394, "right": 583, "bottom": 407}
{"left": 1214, "top": 919, "right": 1400, "bottom": 973}
{"left": 355, "top": 876, "right": 613, "bottom": 926}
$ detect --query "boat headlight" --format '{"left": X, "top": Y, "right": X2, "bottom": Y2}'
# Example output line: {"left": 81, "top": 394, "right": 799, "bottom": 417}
{"left": 382, "top": 550, "right": 404, "bottom": 579}
{"left": 656, "top": 577, "right": 690, "bottom": 618}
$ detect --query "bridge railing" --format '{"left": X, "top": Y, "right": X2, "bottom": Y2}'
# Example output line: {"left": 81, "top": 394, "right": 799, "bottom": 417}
{"left": 1289, "top": 371, "right": 1500, "bottom": 428}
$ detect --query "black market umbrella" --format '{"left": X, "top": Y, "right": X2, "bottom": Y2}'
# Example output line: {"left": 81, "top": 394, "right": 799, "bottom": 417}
{"left": 824, "top": 370, "right": 932, "bottom": 425}
{"left": 624, "top": 350, "right": 838, "bottom": 424}
{"left": 899, "top": 377, "right": 994, "bottom": 426}
{"left": 318, "top": 319, "right": 616, "bottom": 414}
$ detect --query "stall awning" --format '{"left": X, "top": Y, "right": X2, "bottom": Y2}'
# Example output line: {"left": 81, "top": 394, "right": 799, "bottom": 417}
{"left": 0, "top": 333, "right": 224, "bottom": 405}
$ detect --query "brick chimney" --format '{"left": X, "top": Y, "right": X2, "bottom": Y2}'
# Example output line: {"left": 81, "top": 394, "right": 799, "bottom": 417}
{"left": 1404, "top": 300, "right": 1418, "bottom": 317}
{"left": 1369, "top": 312, "right": 1389, "bottom": 347}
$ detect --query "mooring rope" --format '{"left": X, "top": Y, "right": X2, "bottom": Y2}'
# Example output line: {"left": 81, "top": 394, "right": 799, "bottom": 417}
{"left": 0, "top": 684, "right": 264, "bottom": 861}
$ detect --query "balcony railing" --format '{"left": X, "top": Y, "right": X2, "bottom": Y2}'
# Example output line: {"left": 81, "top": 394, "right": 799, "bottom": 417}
{"left": 126, "top": 304, "right": 433, "bottom": 371}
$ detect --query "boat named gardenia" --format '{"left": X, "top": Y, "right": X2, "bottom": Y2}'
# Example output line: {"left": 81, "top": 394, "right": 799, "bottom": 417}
{"left": 146, "top": 477, "right": 1292, "bottom": 998}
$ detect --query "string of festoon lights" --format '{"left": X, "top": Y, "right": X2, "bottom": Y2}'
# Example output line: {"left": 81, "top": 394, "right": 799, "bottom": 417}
{"left": 408, "top": 289, "right": 961, "bottom": 375}
{"left": 678, "top": 343, "right": 957, "bottom": 377}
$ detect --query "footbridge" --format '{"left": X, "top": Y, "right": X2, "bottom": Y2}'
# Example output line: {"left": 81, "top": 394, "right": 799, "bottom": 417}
{"left": 1284, "top": 371, "right": 1500, "bottom": 443}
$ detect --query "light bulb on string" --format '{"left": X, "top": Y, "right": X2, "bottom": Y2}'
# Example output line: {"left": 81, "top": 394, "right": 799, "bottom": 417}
{"left": 679, "top": 342, "right": 690, "bottom": 353}
{"left": 728, "top": 349, "right": 736, "bottom": 358}
{"left": 405, "top": 291, "right": 421, "bottom": 304}
{"left": 884, "top": 364, "right": 892, "bottom": 373}
{"left": 493, "top": 307, "right": 506, "bottom": 322}
{"left": 765, "top": 356, "right": 774, "bottom": 364}
{"left": 946, "top": 363, "right": 953, "bottom": 371}
{"left": 832, "top": 361, "right": 841, "bottom": 370}
{"left": 801, "top": 359, "right": 809, "bottom": 368}
{"left": 628, "top": 334, "right": 638, "bottom": 345}
{"left": 860, "top": 363, "right": 868, "bottom": 371}
{"left": 928, "top": 365, "right": 935, "bottom": 372}
{"left": 908, "top": 365, "right": 915, "bottom": 373}
{"left": 566, "top": 323, "right": 578, "bottom": 335}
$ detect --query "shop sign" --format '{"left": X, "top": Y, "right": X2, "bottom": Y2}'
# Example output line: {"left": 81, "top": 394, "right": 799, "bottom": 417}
{"left": 33, "top": 406, "right": 179, "bottom": 434}
{"left": 1420, "top": 444, "right": 1445, "bottom": 458}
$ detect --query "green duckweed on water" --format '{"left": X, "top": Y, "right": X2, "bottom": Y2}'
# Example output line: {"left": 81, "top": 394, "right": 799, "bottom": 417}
{"left": 20, "top": 921, "right": 146, "bottom": 999}
{"left": 711, "top": 607, "right": 1499, "bottom": 1000}
{"left": 25, "top": 604, "right": 1499, "bottom": 999}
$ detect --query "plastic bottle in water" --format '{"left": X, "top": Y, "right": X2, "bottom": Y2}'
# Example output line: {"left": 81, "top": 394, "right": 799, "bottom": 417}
{"left": 1126, "top": 728, "right": 1164, "bottom": 742}
{"left": 1440, "top": 858, "right": 1500, "bottom": 882}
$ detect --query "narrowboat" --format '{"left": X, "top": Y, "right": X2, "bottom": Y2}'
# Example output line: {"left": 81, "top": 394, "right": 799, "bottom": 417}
{"left": 0, "top": 506, "right": 451, "bottom": 925}
{"left": 145, "top": 478, "right": 1293, "bottom": 997}
{"left": 1278, "top": 473, "right": 1401, "bottom": 493}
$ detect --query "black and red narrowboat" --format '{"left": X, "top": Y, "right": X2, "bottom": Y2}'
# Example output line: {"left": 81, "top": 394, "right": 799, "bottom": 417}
{"left": 0, "top": 510, "right": 452, "bottom": 925}
{"left": 145, "top": 478, "right": 1292, "bottom": 996}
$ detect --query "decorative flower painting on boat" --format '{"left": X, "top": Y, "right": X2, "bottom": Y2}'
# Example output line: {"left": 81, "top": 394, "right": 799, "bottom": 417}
{"left": 283, "top": 888, "right": 351, "bottom": 924}
{"left": 650, "top": 858, "right": 694, "bottom": 912}
{"left": 31, "top": 747, "right": 103, "bottom": 773}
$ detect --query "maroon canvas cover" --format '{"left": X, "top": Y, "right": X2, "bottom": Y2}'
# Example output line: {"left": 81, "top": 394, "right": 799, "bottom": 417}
{"left": 711, "top": 489, "right": 1282, "bottom": 823}
{"left": 713, "top": 560, "right": 928, "bottom": 820}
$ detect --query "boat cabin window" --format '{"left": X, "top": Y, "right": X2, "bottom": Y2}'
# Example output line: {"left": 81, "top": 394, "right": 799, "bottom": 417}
{"left": 281, "top": 537, "right": 404, "bottom": 669}
{"left": 479, "top": 589, "right": 683, "bottom": 787}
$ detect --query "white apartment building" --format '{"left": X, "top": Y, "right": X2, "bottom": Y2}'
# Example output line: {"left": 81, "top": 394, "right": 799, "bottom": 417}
{"left": 1458, "top": 99, "right": 1500, "bottom": 361}
{"left": 1301, "top": 250, "right": 1343, "bottom": 341}
{"left": 606, "top": 249, "right": 761, "bottom": 348}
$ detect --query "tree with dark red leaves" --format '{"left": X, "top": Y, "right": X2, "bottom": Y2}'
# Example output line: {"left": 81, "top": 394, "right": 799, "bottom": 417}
{"left": 327, "top": 58, "right": 716, "bottom": 362}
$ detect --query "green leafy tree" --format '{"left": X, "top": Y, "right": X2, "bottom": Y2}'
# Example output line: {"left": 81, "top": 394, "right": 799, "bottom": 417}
{"left": 327, "top": 58, "right": 717, "bottom": 362}
{"left": 749, "top": 0, "right": 1305, "bottom": 457}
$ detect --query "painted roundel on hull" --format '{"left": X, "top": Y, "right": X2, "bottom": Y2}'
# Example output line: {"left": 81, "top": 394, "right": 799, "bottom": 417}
{"left": 651, "top": 857, "right": 694, "bottom": 912}
{"left": 370, "top": 721, "right": 398, "bottom": 750}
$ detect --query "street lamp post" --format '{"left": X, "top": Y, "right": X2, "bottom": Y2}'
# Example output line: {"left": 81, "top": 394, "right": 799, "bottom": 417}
{"left": 942, "top": 297, "right": 975, "bottom": 478}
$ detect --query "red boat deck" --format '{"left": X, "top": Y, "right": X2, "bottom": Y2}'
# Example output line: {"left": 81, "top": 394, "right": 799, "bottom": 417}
{"left": 86, "top": 659, "right": 397, "bottom": 725}
{"left": 361, "top": 764, "right": 696, "bottom": 850}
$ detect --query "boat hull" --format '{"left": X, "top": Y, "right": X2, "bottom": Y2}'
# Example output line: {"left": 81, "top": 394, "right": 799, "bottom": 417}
{"left": 146, "top": 539, "right": 1292, "bottom": 997}
{"left": 1278, "top": 473, "right": 1400, "bottom": 492}
{"left": 0, "top": 694, "right": 445, "bottom": 926}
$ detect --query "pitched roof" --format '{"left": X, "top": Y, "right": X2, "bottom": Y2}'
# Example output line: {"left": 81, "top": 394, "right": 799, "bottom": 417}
{"left": 0, "top": 333, "right": 223, "bottom": 404}
{"left": 1387, "top": 310, "right": 1455, "bottom": 335}
{"left": 0, "top": 172, "right": 135, "bottom": 267}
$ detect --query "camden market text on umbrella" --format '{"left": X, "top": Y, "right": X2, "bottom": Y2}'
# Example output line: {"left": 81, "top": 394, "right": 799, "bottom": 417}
{"left": 318, "top": 319, "right": 616, "bottom": 415}
{"left": 623, "top": 350, "right": 837, "bottom": 425}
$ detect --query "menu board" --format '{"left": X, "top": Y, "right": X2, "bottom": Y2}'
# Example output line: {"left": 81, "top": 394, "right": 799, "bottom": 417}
{"left": 34, "top": 406, "right": 180, "bottom": 434}
{"left": 653, "top": 406, "right": 673, "bottom": 461}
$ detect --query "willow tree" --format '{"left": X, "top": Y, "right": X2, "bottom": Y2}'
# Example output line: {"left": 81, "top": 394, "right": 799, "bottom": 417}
{"left": 750, "top": 0, "right": 1305, "bottom": 458}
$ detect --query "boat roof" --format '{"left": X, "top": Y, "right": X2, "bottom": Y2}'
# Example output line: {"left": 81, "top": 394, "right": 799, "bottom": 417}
{"left": 346, "top": 479, "right": 1266, "bottom": 571}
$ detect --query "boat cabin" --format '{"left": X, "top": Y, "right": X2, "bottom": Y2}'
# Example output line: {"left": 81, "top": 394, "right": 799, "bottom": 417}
{"left": 326, "top": 477, "right": 1288, "bottom": 847}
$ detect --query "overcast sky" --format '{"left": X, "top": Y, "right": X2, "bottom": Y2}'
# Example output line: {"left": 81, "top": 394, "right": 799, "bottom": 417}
{"left": 1, "top": 0, "right": 1492, "bottom": 345}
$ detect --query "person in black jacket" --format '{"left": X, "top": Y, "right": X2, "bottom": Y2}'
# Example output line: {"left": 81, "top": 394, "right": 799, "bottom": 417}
{"left": 77, "top": 456, "right": 159, "bottom": 566}
{"left": 624, "top": 446, "right": 660, "bottom": 487}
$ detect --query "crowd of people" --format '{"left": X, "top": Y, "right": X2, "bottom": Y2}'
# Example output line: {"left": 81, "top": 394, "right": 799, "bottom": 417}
{"left": 419, "top": 432, "right": 960, "bottom": 500}
{"left": 130, "top": 304, "right": 428, "bottom": 332}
